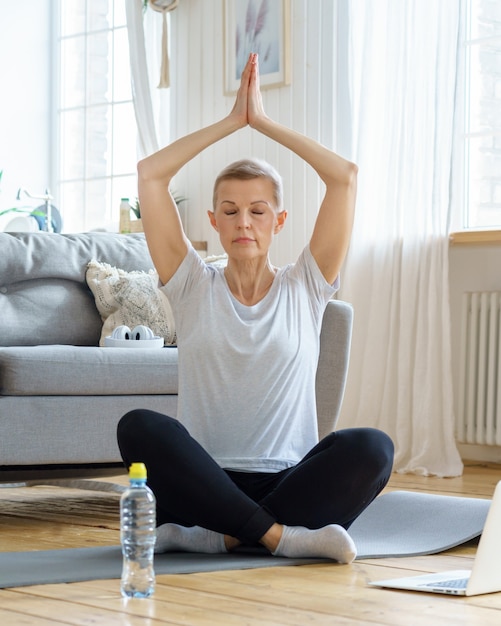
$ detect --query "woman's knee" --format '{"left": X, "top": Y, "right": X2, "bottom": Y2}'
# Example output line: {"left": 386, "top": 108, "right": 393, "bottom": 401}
{"left": 118, "top": 409, "right": 151, "bottom": 443}
{"left": 117, "top": 409, "right": 141, "bottom": 439}
{"left": 117, "top": 409, "right": 178, "bottom": 452}
{"left": 335, "top": 428, "right": 394, "bottom": 474}
{"left": 364, "top": 428, "right": 394, "bottom": 473}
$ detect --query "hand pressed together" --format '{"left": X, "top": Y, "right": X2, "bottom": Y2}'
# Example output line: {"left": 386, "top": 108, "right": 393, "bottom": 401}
{"left": 229, "top": 52, "right": 269, "bottom": 131}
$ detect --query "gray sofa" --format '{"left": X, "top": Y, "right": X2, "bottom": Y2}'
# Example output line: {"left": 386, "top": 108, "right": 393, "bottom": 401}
{"left": 0, "top": 231, "right": 353, "bottom": 483}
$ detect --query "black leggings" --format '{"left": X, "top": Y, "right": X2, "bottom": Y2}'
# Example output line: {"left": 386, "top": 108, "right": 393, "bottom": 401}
{"left": 117, "top": 409, "right": 394, "bottom": 545}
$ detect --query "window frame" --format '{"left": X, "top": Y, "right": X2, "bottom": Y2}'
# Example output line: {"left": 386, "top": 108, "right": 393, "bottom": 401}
{"left": 53, "top": 0, "right": 138, "bottom": 233}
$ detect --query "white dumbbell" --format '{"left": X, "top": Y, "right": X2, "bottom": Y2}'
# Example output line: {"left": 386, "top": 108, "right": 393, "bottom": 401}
{"left": 131, "top": 325, "right": 155, "bottom": 340}
{"left": 111, "top": 325, "right": 132, "bottom": 340}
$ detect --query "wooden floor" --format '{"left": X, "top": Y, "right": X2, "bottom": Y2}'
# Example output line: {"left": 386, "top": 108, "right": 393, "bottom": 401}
{"left": 1, "top": 462, "right": 501, "bottom": 625}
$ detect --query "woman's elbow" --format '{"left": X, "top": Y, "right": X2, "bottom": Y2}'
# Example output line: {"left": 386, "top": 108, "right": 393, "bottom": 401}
{"left": 345, "top": 161, "right": 359, "bottom": 185}
{"left": 326, "top": 160, "right": 358, "bottom": 188}
{"left": 137, "top": 157, "right": 153, "bottom": 182}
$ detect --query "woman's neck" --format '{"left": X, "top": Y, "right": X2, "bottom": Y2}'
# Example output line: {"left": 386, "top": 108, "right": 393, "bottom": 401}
{"left": 223, "top": 257, "right": 277, "bottom": 306}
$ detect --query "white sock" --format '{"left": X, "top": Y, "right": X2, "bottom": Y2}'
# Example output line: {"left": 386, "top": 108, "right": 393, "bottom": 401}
{"left": 155, "top": 523, "right": 227, "bottom": 554}
{"left": 272, "top": 525, "right": 357, "bottom": 564}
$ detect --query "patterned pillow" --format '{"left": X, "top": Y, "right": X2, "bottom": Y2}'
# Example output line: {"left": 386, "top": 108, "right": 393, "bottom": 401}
{"left": 86, "top": 260, "right": 176, "bottom": 346}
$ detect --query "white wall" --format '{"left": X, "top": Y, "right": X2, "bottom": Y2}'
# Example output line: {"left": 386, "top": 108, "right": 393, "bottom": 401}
{"left": 168, "top": 0, "right": 340, "bottom": 267}
{"left": 0, "top": 0, "right": 53, "bottom": 228}
{"left": 449, "top": 241, "right": 501, "bottom": 461}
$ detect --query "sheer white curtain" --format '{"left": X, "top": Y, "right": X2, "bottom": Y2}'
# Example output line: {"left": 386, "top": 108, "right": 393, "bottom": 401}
{"left": 337, "top": 0, "right": 464, "bottom": 477}
{"left": 126, "top": 0, "right": 171, "bottom": 159}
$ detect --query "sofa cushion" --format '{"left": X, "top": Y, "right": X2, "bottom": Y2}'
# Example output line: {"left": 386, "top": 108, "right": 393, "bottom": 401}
{"left": 0, "top": 232, "right": 154, "bottom": 285}
{"left": 2, "top": 278, "right": 103, "bottom": 347}
{"left": 0, "top": 232, "right": 155, "bottom": 347}
{"left": 86, "top": 261, "right": 176, "bottom": 346}
{"left": 0, "top": 345, "right": 178, "bottom": 396}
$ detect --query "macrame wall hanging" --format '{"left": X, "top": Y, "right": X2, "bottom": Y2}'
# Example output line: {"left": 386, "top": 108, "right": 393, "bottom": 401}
{"left": 148, "top": 0, "right": 179, "bottom": 88}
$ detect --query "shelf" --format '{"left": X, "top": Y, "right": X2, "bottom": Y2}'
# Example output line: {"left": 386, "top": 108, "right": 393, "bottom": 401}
{"left": 449, "top": 230, "right": 501, "bottom": 245}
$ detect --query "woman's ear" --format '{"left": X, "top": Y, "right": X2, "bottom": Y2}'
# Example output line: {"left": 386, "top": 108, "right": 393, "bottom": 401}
{"left": 274, "top": 210, "right": 288, "bottom": 233}
{"left": 207, "top": 210, "right": 219, "bottom": 231}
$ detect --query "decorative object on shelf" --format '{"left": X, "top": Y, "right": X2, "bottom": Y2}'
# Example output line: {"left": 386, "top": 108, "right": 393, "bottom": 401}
{"left": 2, "top": 215, "right": 39, "bottom": 233}
{"left": 117, "top": 193, "right": 207, "bottom": 254}
{"left": 119, "top": 198, "right": 142, "bottom": 234}
{"left": 16, "top": 187, "right": 61, "bottom": 233}
{"left": 0, "top": 172, "right": 61, "bottom": 233}
{"left": 223, "top": 0, "right": 291, "bottom": 94}
{"left": 145, "top": 0, "right": 179, "bottom": 88}
{"left": 30, "top": 203, "right": 63, "bottom": 233}
{"left": 119, "top": 192, "right": 185, "bottom": 234}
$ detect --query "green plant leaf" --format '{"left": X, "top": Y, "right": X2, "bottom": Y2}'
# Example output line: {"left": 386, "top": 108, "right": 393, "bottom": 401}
{"left": 0, "top": 207, "right": 45, "bottom": 218}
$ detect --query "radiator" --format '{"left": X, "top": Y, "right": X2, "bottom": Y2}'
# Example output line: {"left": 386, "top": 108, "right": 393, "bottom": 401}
{"left": 457, "top": 291, "right": 501, "bottom": 445}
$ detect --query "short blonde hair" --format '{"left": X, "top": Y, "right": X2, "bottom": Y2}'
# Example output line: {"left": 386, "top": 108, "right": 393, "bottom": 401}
{"left": 213, "top": 158, "right": 283, "bottom": 211}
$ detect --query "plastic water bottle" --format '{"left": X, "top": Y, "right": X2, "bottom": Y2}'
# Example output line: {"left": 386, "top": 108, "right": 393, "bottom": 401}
{"left": 119, "top": 197, "right": 131, "bottom": 233}
{"left": 120, "top": 462, "right": 156, "bottom": 598}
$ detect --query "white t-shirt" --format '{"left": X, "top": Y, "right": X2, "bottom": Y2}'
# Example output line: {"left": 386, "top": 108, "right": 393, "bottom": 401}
{"left": 161, "top": 245, "right": 337, "bottom": 472}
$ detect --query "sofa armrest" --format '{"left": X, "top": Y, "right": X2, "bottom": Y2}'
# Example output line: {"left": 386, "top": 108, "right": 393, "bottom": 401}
{"left": 316, "top": 299, "right": 353, "bottom": 440}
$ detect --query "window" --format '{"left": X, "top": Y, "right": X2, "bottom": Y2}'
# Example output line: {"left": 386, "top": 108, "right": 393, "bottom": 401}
{"left": 462, "top": 0, "right": 501, "bottom": 229}
{"left": 57, "top": 0, "right": 137, "bottom": 232}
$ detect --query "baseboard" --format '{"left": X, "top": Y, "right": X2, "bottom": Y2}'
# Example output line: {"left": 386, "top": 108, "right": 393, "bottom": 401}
{"left": 457, "top": 442, "right": 501, "bottom": 464}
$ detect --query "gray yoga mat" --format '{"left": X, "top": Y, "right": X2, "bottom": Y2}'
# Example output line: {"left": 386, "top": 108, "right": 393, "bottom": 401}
{"left": 0, "top": 490, "right": 491, "bottom": 589}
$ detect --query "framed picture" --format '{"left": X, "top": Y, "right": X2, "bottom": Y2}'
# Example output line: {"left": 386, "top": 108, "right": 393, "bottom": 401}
{"left": 224, "top": 0, "right": 291, "bottom": 94}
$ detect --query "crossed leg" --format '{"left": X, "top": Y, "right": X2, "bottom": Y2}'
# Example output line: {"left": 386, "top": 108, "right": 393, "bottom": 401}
{"left": 117, "top": 409, "right": 394, "bottom": 563}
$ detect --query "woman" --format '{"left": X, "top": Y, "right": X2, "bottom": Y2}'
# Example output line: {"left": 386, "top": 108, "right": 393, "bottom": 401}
{"left": 117, "top": 53, "right": 394, "bottom": 563}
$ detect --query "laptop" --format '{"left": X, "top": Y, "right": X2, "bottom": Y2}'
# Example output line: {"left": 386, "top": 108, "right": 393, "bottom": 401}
{"left": 369, "top": 480, "right": 501, "bottom": 596}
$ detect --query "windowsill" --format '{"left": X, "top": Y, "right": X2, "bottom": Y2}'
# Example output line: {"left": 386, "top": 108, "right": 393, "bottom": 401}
{"left": 449, "top": 230, "right": 501, "bottom": 245}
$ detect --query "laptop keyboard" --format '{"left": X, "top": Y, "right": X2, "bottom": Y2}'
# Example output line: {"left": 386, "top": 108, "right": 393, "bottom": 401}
{"left": 426, "top": 578, "right": 468, "bottom": 589}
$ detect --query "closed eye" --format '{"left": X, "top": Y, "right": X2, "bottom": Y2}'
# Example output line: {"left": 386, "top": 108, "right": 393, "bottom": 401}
{"left": 250, "top": 202, "right": 270, "bottom": 214}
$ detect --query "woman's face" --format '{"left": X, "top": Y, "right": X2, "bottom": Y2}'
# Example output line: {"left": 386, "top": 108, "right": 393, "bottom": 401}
{"left": 208, "top": 178, "right": 286, "bottom": 259}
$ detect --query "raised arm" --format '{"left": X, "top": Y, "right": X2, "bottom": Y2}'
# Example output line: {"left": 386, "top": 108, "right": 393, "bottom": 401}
{"left": 247, "top": 56, "right": 357, "bottom": 285}
{"left": 137, "top": 55, "right": 254, "bottom": 285}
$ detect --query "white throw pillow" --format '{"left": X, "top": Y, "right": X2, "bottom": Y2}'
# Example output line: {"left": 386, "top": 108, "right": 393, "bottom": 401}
{"left": 86, "top": 260, "right": 176, "bottom": 346}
